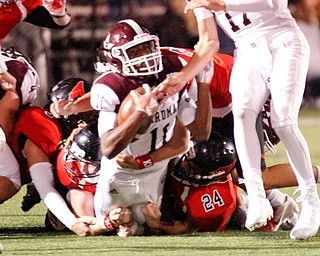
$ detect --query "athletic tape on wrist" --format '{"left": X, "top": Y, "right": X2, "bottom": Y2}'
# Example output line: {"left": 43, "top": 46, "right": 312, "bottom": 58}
{"left": 135, "top": 154, "right": 154, "bottom": 169}
{"left": 100, "top": 216, "right": 116, "bottom": 231}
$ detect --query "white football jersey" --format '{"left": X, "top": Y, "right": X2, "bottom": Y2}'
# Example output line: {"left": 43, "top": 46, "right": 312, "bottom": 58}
{"left": 193, "top": 0, "right": 297, "bottom": 45}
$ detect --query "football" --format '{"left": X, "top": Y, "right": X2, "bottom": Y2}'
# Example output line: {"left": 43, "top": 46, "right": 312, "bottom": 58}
{"left": 117, "top": 87, "right": 153, "bottom": 136}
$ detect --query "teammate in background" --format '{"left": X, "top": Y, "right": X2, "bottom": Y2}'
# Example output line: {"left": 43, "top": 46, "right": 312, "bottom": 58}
{"left": 85, "top": 19, "right": 213, "bottom": 237}
{"left": 0, "top": 47, "right": 40, "bottom": 142}
{"left": 157, "top": 0, "right": 320, "bottom": 240}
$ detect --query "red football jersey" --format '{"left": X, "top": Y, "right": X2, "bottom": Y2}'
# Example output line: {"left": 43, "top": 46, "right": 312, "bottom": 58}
{"left": 160, "top": 47, "right": 234, "bottom": 109}
{"left": 0, "top": 0, "right": 42, "bottom": 42}
{"left": 10, "top": 106, "right": 62, "bottom": 184}
{"left": 162, "top": 174, "right": 238, "bottom": 231}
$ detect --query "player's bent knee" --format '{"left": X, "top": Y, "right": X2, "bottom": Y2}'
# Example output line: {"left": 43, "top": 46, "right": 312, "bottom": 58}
{"left": 0, "top": 141, "right": 21, "bottom": 189}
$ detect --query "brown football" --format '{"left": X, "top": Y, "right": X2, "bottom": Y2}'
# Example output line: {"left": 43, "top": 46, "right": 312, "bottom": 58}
{"left": 117, "top": 87, "right": 152, "bottom": 136}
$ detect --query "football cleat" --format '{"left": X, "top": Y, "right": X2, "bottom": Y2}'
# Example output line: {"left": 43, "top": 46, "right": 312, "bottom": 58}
{"left": 290, "top": 185, "right": 320, "bottom": 240}
{"left": 21, "top": 182, "right": 41, "bottom": 212}
{"left": 245, "top": 178, "right": 273, "bottom": 231}
{"left": 272, "top": 195, "right": 299, "bottom": 231}
{"left": 45, "top": 209, "right": 67, "bottom": 231}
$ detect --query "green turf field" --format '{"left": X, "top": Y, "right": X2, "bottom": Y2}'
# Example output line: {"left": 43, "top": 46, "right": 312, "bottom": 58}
{"left": 1, "top": 108, "right": 320, "bottom": 256}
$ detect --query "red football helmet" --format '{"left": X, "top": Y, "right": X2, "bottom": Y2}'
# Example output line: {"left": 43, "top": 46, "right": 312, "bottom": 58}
{"left": 95, "top": 19, "right": 163, "bottom": 76}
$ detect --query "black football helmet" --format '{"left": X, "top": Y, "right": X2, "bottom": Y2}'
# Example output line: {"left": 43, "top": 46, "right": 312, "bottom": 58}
{"left": 49, "top": 77, "right": 92, "bottom": 103}
{"left": 262, "top": 96, "right": 280, "bottom": 154}
{"left": 48, "top": 77, "right": 99, "bottom": 137}
{"left": 172, "top": 132, "right": 237, "bottom": 186}
{"left": 94, "top": 19, "right": 163, "bottom": 76}
{"left": 64, "top": 122, "right": 101, "bottom": 186}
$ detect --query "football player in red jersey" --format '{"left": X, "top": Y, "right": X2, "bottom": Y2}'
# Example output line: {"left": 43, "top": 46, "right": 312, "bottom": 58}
{"left": 148, "top": 133, "right": 239, "bottom": 234}
{"left": 9, "top": 105, "right": 95, "bottom": 236}
{"left": 56, "top": 122, "right": 101, "bottom": 218}
{"left": 0, "top": 71, "right": 98, "bottom": 236}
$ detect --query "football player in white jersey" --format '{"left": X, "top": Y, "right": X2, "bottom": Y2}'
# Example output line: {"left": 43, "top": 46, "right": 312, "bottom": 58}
{"left": 86, "top": 19, "right": 213, "bottom": 236}
{"left": 157, "top": 0, "right": 320, "bottom": 240}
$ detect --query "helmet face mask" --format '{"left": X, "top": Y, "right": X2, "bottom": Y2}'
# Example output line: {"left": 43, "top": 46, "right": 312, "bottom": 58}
{"left": 63, "top": 123, "right": 101, "bottom": 186}
{"left": 95, "top": 19, "right": 163, "bottom": 76}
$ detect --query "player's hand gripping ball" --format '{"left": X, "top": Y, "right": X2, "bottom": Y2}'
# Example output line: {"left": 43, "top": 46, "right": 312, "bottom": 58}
{"left": 117, "top": 86, "right": 154, "bottom": 137}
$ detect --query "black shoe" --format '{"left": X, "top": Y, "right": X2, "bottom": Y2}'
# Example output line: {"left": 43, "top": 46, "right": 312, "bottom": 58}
{"left": 21, "top": 182, "right": 41, "bottom": 212}
{"left": 45, "top": 209, "right": 67, "bottom": 231}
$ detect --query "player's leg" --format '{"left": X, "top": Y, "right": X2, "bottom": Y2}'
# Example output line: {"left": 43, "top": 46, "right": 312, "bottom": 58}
{"left": 269, "top": 28, "right": 320, "bottom": 240}
{"left": 0, "top": 90, "right": 20, "bottom": 142}
{"left": 70, "top": 189, "right": 95, "bottom": 217}
{"left": 230, "top": 42, "right": 273, "bottom": 231}
{"left": 0, "top": 135, "right": 20, "bottom": 203}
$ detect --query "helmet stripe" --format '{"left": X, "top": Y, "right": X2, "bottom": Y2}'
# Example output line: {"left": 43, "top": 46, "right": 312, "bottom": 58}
{"left": 120, "top": 19, "right": 144, "bottom": 34}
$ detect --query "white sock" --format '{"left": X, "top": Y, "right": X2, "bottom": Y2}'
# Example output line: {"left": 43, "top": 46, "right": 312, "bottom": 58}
{"left": 267, "top": 189, "right": 287, "bottom": 207}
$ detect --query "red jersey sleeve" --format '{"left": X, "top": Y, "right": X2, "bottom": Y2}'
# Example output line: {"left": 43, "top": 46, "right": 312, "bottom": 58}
{"left": 210, "top": 53, "right": 234, "bottom": 109}
{"left": 12, "top": 106, "right": 61, "bottom": 157}
{"left": 0, "top": 0, "right": 42, "bottom": 41}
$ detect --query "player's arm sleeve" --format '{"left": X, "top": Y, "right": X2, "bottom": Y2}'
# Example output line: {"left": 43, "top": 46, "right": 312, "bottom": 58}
{"left": 90, "top": 83, "right": 119, "bottom": 111}
{"left": 225, "top": 0, "right": 275, "bottom": 12}
{"left": 97, "top": 111, "right": 117, "bottom": 136}
{"left": 30, "top": 162, "right": 77, "bottom": 230}
{"left": 24, "top": 6, "right": 70, "bottom": 28}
